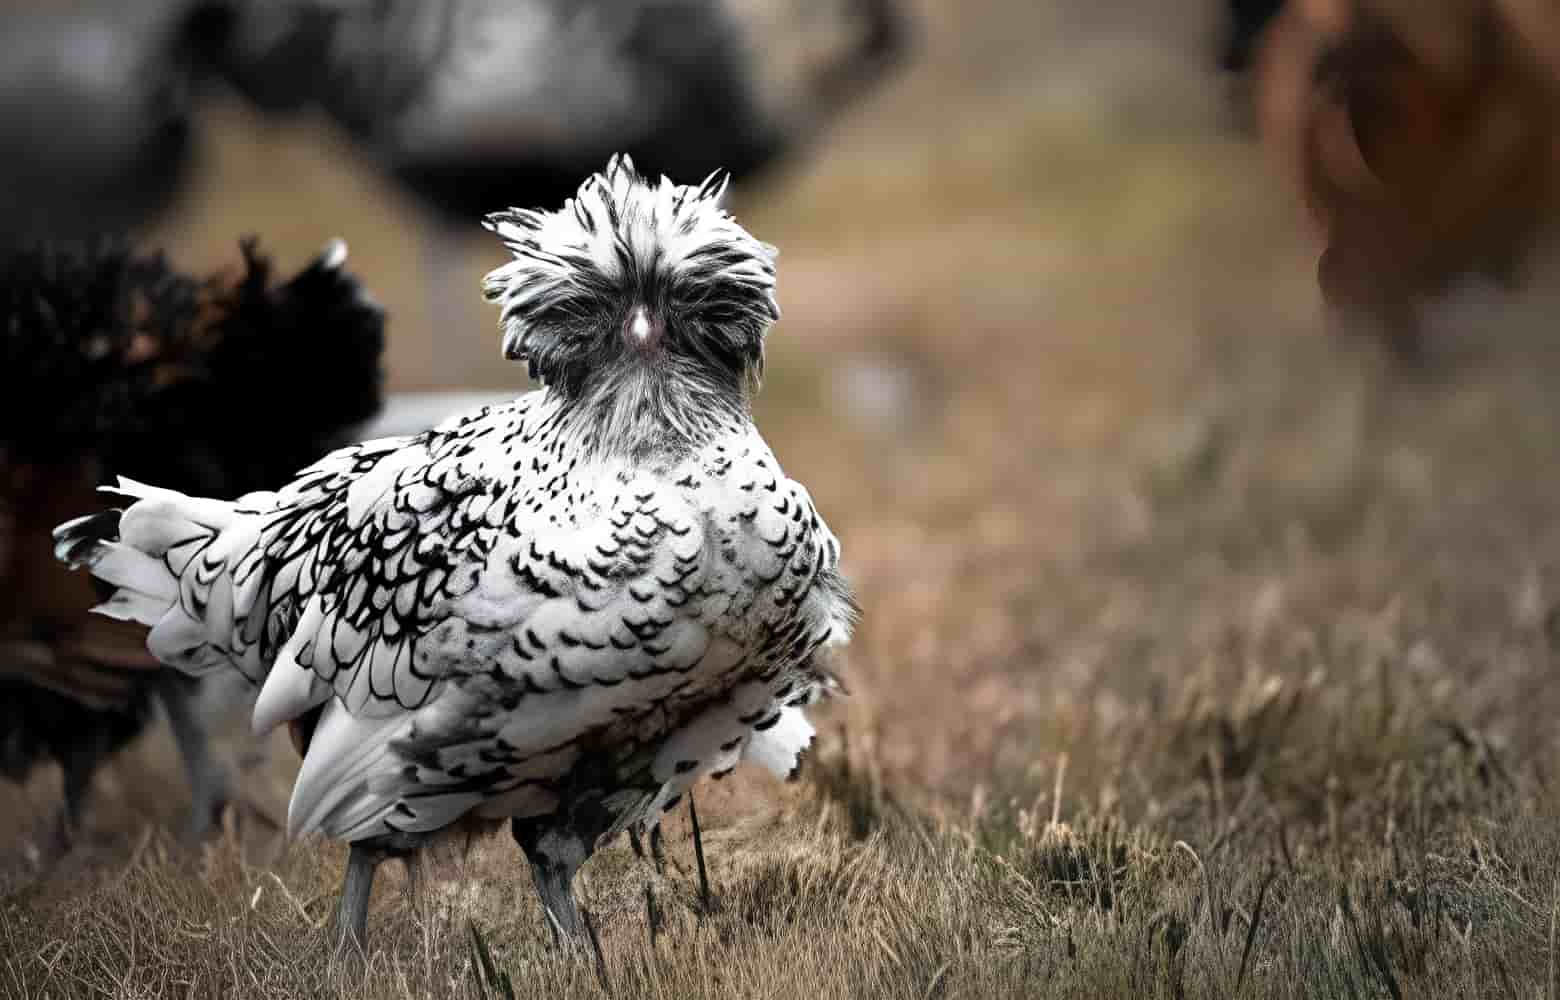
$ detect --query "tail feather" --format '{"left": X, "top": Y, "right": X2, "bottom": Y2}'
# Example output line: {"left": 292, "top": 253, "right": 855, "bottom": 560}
{"left": 53, "top": 479, "right": 261, "bottom": 680}
{"left": 91, "top": 589, "right": 173, "bottom": 625}
{"left": 148, "top": 605, "right": 228, "bottom": 674}
{"left": 110, "top": 477, "right": 237, "bottom": 555}
{"left": 53, "top": 510, "right": 177, "bottom": 629}
{"left": 78, "top": 540, "right": 178, "bottom": 604}
{"left": 52, "top": 509, "right": 122, "bottom": 568}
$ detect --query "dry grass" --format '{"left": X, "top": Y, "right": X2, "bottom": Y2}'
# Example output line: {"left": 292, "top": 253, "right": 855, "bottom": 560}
{"left": 2, "top": 741, "right": 1554, "bottom": 998}
{"left": 7, "top": 0, "right": 1560, "bottom": 996}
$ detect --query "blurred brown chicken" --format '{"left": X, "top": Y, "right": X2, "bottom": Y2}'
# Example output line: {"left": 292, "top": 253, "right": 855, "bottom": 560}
{"left": 0, "top": 239, "right": 383, "bottom": 856}
{"left": 1250, "top": 0, "right": 1560, "bottom": 357}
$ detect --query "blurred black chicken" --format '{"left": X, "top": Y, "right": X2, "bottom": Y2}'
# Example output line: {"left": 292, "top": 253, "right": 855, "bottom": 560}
{"left": 212, "top": 0, "right": 906, "bottom": 330}
{"left": 0, "top": 2, "right": 219, "bottom": 245}
{"left": 0, "top": 238, "right": 384, "bottom": 854}
{"left": 0, "top": 0, "right": 905, "bottom": 239}
{"left": 217, "top": 0, "right": 905, "bottom": 211}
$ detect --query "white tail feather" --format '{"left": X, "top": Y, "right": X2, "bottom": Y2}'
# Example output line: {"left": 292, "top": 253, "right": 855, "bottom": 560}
{"left": 91, "top": 590, "right": 171, "bottom": 624}
{"left": 55, "top": 481, "right": 257, "bottom": 680}
{"left": 85, "top": 541, "right": 179, "bottom": 603}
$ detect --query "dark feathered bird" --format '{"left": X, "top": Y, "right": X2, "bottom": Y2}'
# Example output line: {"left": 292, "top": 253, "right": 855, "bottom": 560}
{"left": 0, "top": 0, "right": 904, "bottom": 384}
{"left": 1243, "top": 0, "right": 1560, "bottom": 358}
{"left": 0, "top": 3, "right": 225, "bottom": 244}
{"left": 0, "top": 0, "right": 903, "bottom": 252}
{"left": 212, "top": 0, "right": 907, "bottom": 344}
{"left": 214, "top": 0, "right": 906, "bottom": 214}
{"left": 0, "top": 238, "right": 384, "bottom": 854}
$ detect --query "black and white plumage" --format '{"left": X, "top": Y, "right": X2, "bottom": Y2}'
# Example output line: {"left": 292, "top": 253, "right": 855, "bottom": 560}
{"left": 55, "top": 155, "right": 856, "bottom": 953}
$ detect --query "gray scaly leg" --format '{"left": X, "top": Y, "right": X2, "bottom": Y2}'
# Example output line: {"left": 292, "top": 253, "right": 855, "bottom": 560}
{"left": 333, "top": 843, "right": 383, "bottom": 962}
{"left": 51, "top": 742, "right": 101, "bottom": 857}
{"left": 155, "top": 674, "right": 230, "bottom": 842}
{"left": 629, "top": 821, "right": 667, "bottom": 875}
{"left": 649, "top": 822, "right": 665, "bottom": 875}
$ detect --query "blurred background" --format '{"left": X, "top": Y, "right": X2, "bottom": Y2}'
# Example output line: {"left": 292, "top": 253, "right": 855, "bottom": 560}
{"left": 4, "top": 0, "right": 1560, "bottom": 897}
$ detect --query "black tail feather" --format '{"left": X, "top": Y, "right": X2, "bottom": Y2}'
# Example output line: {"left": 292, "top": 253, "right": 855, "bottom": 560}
{"left": 53, "top": 508, "right": 123, "bottom": 569}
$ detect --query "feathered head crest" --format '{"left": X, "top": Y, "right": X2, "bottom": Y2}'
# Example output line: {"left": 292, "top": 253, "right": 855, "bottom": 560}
{"left": 481, "top": 154, "right": 780, "bottom": 396}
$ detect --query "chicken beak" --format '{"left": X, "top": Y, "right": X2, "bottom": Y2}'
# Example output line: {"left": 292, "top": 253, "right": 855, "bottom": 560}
{"left": 624, "top": 305, "right": 662, "bottom": 351}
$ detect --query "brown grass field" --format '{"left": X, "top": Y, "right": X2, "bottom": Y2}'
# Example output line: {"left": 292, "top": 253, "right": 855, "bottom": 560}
{"left": 6, "top": 1, "right": 1560, "bottom": 996}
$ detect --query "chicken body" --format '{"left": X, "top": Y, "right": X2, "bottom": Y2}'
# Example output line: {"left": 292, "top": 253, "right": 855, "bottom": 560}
{"left": 56, "top": 156, "right": 856, "bottom": 958}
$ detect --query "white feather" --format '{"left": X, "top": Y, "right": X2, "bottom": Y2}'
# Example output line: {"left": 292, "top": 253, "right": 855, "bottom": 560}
{"left": 90, "top": 589, "right": 168, "bottom": 625}
{"left": 288, "top": 700, "right": 410, "bottom": 839}
{"left": 253, "top": 649, "right": 328, "bottom": 736}
{"left": 743, "top": 707, "right": 816, "bottom": 779}
{"left": 81, "top": 540, "right": 178, "bottom": 601}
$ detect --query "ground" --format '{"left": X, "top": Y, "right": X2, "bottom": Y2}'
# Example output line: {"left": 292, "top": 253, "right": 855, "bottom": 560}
{"left": 5, "top": 1, "right": 1560, "bottom": 997}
